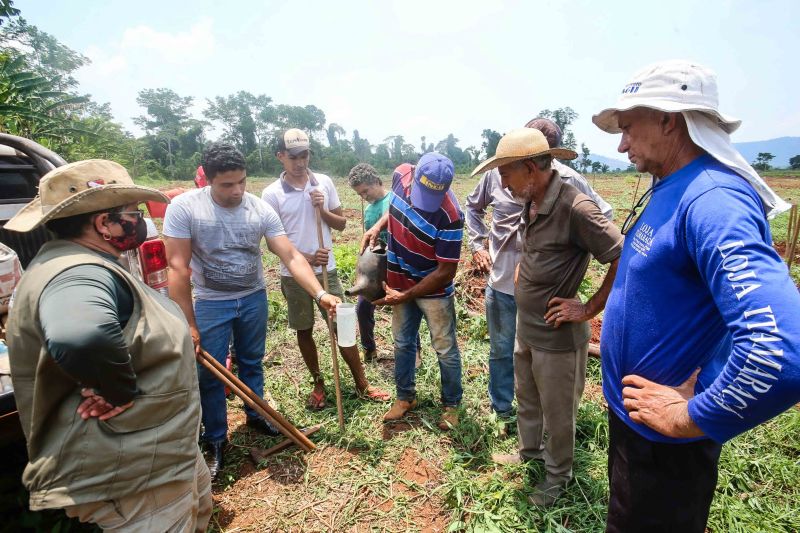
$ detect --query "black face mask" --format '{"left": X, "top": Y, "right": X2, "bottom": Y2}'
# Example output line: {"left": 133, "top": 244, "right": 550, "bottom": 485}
{"left": 105, "top": 214, "right": 147, "bottom": 251}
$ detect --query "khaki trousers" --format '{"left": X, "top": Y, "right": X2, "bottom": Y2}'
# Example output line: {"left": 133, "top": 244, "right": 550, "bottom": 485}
{"left": 513, "top": 339, "right": 588, "bottom": 483}
{"left": 64, "top": 449, "right": 212, "bottom": 532}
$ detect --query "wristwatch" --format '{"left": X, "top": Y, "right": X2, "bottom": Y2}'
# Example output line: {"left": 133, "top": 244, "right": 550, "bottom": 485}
{"left": 314, "top": 289, "right": 328, "bottom": 305}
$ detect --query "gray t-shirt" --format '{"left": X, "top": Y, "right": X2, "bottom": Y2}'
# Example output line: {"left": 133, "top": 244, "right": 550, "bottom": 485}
{"left": 163, "top": 188, "right": 286, "bottom": 300}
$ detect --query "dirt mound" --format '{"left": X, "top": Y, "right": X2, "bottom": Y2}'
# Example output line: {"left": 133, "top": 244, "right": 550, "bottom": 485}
{"left": 395, "top": 448, "right": 441, "bottom": 487}
{"left": 378, "top": 448, "right": 449, "bottom": 532}
{"left": 457, "top": 260, "right": 487, "bottom": 314}
{"left": 590, "top": 317, "right": 602, "bottom": 344}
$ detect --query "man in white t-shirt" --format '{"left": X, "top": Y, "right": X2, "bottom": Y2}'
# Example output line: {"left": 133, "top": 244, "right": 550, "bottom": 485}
{"left": 164, "top": 142, "right": 340, "bottom": 480}
{"left": 262, "top": 129, "right": 389, "bottom": 410}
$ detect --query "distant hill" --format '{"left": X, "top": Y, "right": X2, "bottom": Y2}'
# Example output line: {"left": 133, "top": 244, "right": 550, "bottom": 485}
{"left": 732, "top": 137, "right": 800, "bottom": 169}
{"left": 588, "top": 153, "right": 630, "bottom": 171}
{"left": 590, "top": 136, "right": 800, "bottom": 170}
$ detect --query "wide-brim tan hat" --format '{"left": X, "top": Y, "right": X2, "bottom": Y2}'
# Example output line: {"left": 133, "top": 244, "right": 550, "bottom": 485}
{"left": 471, "top": 128, "right": 577, "bottom": 176}
{"left": 4, "top": 159, "right": 169, "bottom": 233}
{"left": 592, "top": 59, "right": 741, "bottom": 134}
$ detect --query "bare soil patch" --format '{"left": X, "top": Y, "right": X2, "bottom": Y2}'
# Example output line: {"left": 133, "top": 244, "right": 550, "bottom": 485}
{"left": 457, "top": 259, "right": 487, "bottom": 314}
{"left": 590, "top": 317, "right": 602, "bottom": 344}
{"left": 396, "top": 448, "right": 441, "bottom": 487}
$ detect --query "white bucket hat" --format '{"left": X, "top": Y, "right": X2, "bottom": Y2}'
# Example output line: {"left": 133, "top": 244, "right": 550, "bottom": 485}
{"left": 592, "top": 60, "right": 741, "bottom": 134}
{"left": 592, "top": 59, "right": 790, "bottom": 218}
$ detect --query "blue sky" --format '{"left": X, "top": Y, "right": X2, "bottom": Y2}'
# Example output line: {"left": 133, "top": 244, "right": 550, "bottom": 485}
{"left": 16, "top": 0, "right": 800, "bottom": 161}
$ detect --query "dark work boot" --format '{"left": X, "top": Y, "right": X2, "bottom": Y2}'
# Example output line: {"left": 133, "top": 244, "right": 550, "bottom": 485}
{"left": 246, "top": 417, "right": 281, "bottom": 437}
{"left": 203, "top": 440, "right": 226, "bottom": 481}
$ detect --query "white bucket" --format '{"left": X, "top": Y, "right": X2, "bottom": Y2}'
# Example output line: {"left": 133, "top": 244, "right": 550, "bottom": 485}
{"left": 336, "top": 303, "right": 357, "bottom": 347}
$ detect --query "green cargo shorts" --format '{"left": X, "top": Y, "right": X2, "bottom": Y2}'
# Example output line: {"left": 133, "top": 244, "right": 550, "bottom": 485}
{"left": 281, "top": 269, "right": 345, "bottom": 331}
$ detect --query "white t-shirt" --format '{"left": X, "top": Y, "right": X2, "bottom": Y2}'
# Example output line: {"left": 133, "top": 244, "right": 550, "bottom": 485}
{"left": 163, "top": 188, "right": 286, "bottom": 300}
{"left": 261, "top": 171, "right": 340, "bottom": 277}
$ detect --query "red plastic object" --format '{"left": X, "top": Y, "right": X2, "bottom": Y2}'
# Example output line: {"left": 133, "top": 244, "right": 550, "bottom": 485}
{"left": 145, "top": 187, "right": 187, "bottom": 218}
{"left": 224, "top": 353, "right": 233, "bottom": 396}
{"left": 138, "top": 238, "right": 169, "bottom": 289}
{"left": 194, "top": 165, "right": 207, "bottom": 188}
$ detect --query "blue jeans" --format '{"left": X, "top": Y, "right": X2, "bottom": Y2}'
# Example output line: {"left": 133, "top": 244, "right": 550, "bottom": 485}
{"left": 357, "top": 296, "right": 377, "bottom": 351}
{"left": 485, "top": 285, "right": 517, "bottom": 416}
{"left": 195, "top": 289, "right": 268, "bottom": 443}
{"left": 392, "top": 296, "right": 462, "bottom": 406}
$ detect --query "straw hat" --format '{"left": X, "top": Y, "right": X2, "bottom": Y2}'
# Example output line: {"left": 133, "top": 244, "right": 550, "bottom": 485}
{"left": 471, "top": 128, "right": 577, "bottom": 176}
{"left": 592, "top": 60, "right": 741, "bottom": 134}
{"left": 4, "top": 159, "right": 169, "bottom": 233}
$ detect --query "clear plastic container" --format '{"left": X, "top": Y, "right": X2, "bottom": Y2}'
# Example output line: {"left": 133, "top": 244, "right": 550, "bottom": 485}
{"left": 335, "top": 303, "right": 357, "bottom": 348}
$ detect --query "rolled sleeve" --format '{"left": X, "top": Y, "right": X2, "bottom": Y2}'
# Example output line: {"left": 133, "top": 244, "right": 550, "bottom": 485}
{"left": 465, "top": 173, "right": 491, "bottom": 252}
{"left": 570, "top": 198, "right": 623, "bottom": 264}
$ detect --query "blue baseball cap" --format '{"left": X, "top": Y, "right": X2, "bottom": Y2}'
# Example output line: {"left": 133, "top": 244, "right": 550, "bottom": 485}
{"left": 411, "top": 152, "right": 454, "bottom": 212}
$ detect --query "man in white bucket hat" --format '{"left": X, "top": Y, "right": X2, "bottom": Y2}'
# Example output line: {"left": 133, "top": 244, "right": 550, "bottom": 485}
{"left": 593, "top": 60, "right": 800, "bottom": 532}
{"left": 472, "top": 129, "right": 623, "bottom": 507}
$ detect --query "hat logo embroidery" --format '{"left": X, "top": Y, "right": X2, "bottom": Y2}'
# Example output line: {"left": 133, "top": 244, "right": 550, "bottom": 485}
{"left": 419, "top": 175, "right": 445, "bottom": 191}
{"left": 622, "top": 82, "right": 641, "bottom": 94}
{"left": 87, "top": 179, "right": 105, "bottom": 188}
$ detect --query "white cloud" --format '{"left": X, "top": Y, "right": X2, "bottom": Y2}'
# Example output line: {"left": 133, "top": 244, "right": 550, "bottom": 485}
{"left": 83, "top": 45, "right": 127, "bottom": 77}
{"left": 120, "top": 18, "right": 214, "bottom": 63}
{"left": 75, "top": 19, "right": 219, "bottom": 133}
{"left": 388, "top": 0, "right": 506, "bottom": 34}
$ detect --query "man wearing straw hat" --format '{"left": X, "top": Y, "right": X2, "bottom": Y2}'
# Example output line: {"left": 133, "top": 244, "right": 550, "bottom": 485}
{"left": 472, "top": 130, "right": 622, "bottom": 507}
{"left": 466, "top": 117, "right": 612, "bottom": 432}
{"left": 165, "top": 142, "right": 341, "bottom": 480}
{"left": 592, "top": 60, "right": 800, "bottom": 532}
{"left": 5, "top": 160, "right": 211, "bottom": 530}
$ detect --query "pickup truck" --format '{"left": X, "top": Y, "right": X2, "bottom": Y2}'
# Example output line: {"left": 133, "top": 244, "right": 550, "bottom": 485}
{"left": 0, "top": 133, "right": 172, "bottom": 443}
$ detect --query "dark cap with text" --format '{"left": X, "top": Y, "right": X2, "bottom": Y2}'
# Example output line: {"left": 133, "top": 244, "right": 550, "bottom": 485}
{"left": 411, "top": 152, "right": 454, "bottom": 212}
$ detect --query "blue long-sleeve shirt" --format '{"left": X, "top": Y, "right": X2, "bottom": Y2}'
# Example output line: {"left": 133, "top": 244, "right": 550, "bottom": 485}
{"left": 601, "top": 154, "right": 800, "bottom": 444}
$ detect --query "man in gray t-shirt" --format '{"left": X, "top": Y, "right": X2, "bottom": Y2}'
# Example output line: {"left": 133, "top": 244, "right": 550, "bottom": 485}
{"left": 164, "top": 142, "right": 340, "bottom": 480}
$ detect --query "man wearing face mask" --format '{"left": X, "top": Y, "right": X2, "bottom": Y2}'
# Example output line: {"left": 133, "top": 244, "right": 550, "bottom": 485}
{"left": 5, "top": 160, "right": 212, "bottom": 531}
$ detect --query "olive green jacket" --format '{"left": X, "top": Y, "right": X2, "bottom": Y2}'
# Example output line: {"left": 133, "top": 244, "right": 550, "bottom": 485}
{"left": 7, "top": 240, "right": 200, "bottom": 510}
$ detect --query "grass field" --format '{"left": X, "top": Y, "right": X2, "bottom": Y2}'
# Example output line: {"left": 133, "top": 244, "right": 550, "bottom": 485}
{"left": 7, "top": 171, "right": 800, "bottom": 532}
{"left": 187, "top": 171, "right": 800, "bottom": 532}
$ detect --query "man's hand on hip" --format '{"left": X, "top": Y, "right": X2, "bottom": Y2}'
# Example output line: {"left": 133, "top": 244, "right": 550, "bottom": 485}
{"left": 77, "top": 388, "right": 134, "bottom": 421}
{"left": 472, "top": 249, "right": 492, "bottom": 274}
{"left": 544, "top": 297, "right": 589, "bottom": 328}
{"left": 621, "top": 368, "right": 705, "bottom": 439}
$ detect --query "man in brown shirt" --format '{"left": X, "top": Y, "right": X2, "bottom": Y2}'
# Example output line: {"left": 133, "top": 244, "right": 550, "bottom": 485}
{"left": 472, "top": 128, "right": 622, "bottom": 507}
